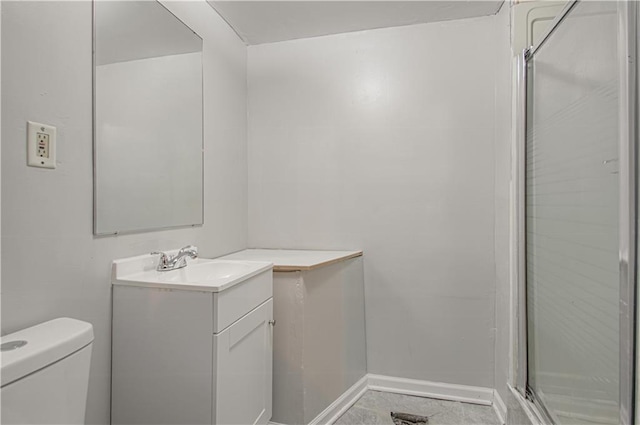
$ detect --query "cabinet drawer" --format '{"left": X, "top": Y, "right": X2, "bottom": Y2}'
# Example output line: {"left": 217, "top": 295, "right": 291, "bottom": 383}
{"left": 213, "top": 269, "right": 272, "bottom": 333}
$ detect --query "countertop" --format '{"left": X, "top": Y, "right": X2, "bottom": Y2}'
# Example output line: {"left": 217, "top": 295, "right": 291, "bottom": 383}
{"left": 218, "top": 249, "right": 363, "bottom": 272}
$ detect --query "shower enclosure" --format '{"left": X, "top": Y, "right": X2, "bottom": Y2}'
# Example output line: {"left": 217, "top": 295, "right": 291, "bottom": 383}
{"left": 517, "top": 1, "right": 637, "bottom": 424}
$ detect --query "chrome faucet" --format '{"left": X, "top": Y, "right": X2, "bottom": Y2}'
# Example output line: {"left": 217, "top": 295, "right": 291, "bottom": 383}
{"left": 151, "top": 245, "right": 198, "bottom": 271}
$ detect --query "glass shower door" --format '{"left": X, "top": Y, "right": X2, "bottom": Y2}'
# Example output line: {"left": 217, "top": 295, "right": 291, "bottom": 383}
{"left": 525, "top": 2, "right": 621, "bottom": 424}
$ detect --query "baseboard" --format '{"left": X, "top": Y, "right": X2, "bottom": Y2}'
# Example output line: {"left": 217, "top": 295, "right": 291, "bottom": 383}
{"left": 306, "top": 375, "right": 369, "bottom": 425}
{"left": 367, "top": 374, "right": 494, "bottom": 406}
{"left": 492, "top": 389, "right": 507, "bottom": 425}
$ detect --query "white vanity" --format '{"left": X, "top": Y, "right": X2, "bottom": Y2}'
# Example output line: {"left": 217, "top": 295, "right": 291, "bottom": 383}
{"left": 111, "top": 253, "right": 274, "bottom": 425}
{"left": 219, "top": 249, "right": 367, "bottom": 425}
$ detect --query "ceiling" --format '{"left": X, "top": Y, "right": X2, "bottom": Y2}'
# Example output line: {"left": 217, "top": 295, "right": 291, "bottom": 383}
{"left": 208, "top": 1, "right": 504, "bottom": 45}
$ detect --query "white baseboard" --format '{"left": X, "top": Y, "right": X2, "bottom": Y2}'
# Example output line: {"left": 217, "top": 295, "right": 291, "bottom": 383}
{"left": 367, "top": 374, "right": 494, "bottom": 406}
{"left": 492, "top": 389, "right": 507, "bottom": 425}
{"left": 307, "top": 375, "right": 369, "bottom": 425}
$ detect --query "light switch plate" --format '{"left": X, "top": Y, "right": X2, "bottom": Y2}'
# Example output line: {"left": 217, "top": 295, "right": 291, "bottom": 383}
{"left": 27, "top": 121, "right": 56, "bottom": 169}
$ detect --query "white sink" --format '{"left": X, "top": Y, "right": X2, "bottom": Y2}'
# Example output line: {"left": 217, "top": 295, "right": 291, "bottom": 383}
{"left": 112, "top": 256, "right": 273, "bottom": 292}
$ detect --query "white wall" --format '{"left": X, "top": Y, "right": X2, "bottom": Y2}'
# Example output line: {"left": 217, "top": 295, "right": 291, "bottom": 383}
{"left": 493, "top": 1, "right": 513, "bottom": 406}
{"left": 248, "top": 15, "right": 508, "bottom": 388}
{"left": 0, "top": 2, "right": 247, "bottom": 424}
{"left": 0, "top": 0, "right": 3, "bottom": 334}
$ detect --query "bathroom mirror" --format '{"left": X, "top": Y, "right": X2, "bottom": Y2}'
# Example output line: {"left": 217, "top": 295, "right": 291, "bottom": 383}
{"left": 93, "top": 1, "right": 203, "bottom": 235}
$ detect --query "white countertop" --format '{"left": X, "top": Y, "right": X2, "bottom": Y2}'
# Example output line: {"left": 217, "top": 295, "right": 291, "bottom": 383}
{"left": 218, "top": 249, "right": 362, "bottom": 272}
{"left": 111, "top": 254, "right": 272, "bottom": 292}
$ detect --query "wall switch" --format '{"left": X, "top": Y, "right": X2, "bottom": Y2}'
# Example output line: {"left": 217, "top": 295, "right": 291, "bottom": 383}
{"left": 27, "top": 121, "right": 56, "bottom": 169}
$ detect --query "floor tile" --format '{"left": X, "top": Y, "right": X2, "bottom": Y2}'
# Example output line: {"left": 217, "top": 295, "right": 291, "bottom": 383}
{"left": 333, "top": 391, "right": 501, "bottom": 425}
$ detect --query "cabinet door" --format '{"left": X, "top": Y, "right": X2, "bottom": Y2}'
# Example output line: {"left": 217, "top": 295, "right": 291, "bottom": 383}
{"left": 214, "top": 298, "right": 273, "bottom": 425}
{"left": 112, "top": 286, "right": 214, "bottom": 425}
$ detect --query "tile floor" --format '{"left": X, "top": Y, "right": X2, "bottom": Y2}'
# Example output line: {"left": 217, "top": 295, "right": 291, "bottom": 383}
{"left": 333, "top": 391, "right": 502, "bottom": 425}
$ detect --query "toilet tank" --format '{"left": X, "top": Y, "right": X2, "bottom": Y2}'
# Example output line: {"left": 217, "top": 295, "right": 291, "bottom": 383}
{"left": 1, "top": 318, "right": 94, "bottom": 425}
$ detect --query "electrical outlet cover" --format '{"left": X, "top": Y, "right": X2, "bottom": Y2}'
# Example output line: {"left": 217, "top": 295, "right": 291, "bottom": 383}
{"left": 27, "top": 121, "right": 56, "bottom": 169}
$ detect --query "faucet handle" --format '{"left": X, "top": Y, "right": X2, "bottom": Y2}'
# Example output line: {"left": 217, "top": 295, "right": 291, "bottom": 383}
{"left": 151, "top": 251, "right": 170, "bottom": 269}
{"left": 178, "top": 245, "right": 198, "bottom": 258}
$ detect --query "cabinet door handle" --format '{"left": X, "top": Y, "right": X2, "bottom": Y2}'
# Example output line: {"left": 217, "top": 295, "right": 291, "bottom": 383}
{"left": 268, "top": 320, "right": 276, "bottom": 327}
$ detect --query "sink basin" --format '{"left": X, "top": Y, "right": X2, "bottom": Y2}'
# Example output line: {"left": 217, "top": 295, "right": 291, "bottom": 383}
{"left": 112, "top": 256, "right": 273, "bottom": 292}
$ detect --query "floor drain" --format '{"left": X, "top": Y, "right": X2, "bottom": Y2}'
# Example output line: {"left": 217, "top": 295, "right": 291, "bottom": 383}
{"left": 390, "top": 411, "right": 429, "bottom": 425}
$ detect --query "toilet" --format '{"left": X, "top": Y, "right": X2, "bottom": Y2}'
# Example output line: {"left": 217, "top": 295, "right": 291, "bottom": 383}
{"left": 1, "top": 318, "right": 94, "bottom": 425}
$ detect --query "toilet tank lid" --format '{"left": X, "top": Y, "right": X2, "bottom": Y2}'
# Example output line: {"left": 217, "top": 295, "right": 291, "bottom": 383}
{"left": 1, "top": 318, "right": 94, "bottom": 387}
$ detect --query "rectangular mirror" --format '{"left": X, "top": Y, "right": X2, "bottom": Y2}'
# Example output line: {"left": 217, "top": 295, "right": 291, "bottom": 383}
{"left": 93, "top": 1, "right": 203, "bottom": 235}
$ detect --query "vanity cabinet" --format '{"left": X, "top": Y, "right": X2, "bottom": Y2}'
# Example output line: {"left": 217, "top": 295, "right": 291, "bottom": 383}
{"left": 218, "top": 249, "right": 366, "bottom": 425}
{"left": 111, "top": 259, "right": 273, "bottom": 425}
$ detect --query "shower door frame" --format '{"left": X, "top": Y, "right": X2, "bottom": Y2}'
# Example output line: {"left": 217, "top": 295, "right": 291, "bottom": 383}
{"left": 514, "top": 1, "right": 638, "bottom": 423}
